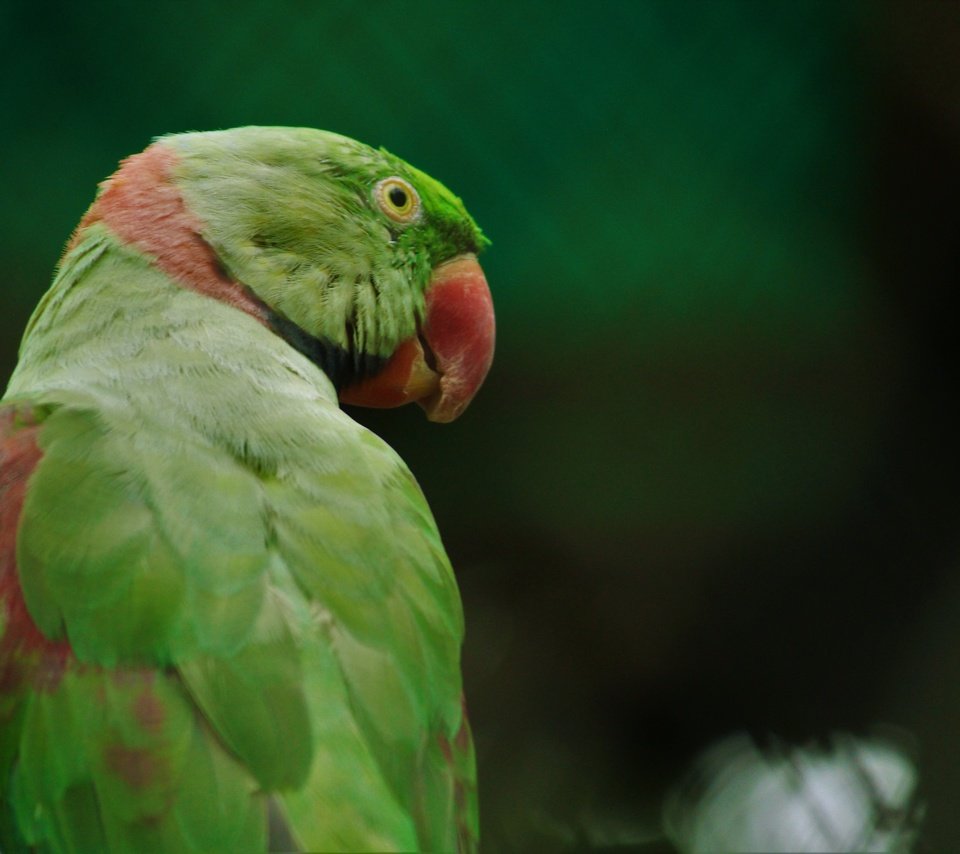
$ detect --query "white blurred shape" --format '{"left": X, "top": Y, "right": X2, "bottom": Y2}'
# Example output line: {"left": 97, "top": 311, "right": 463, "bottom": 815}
{"left": 663, "top": 732, "right": 921, "bottom": 853}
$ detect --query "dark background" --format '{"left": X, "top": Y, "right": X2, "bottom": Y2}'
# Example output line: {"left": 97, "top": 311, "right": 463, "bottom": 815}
{"left": 2, "top": 2, "right": 959, "bottom": 849}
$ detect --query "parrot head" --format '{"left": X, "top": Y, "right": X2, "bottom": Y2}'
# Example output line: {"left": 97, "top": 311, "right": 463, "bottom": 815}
{"left": 74, "top": 127, "right": 495, "bottom": 422}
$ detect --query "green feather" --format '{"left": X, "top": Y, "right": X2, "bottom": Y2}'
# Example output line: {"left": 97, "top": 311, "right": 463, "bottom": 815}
{"left": 2, "top": 127, "right": 485, "bottom": 851}
{"left": 167, "top": 127, "right": 487, "bottom": 358}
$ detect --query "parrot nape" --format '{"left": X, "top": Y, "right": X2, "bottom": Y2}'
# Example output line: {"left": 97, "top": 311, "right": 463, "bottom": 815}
{"left": 0, "top": 127, "right": 494, "bottom": 853}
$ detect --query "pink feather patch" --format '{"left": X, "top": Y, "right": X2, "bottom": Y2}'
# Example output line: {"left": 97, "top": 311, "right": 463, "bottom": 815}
{"left": 69, "top": 143, "right": 270, "bottom": 325}
{"left": 0, "top": 407, "right": 72, "bottom": 693}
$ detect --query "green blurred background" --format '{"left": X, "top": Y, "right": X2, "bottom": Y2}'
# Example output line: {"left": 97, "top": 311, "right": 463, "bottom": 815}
{"left": 3, "top": 1, "right": 959, "bottom": 849}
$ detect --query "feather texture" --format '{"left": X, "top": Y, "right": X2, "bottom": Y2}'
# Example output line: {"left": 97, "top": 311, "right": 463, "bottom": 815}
{"left": 0, "top": 127, "right": 488, "bottom": 852}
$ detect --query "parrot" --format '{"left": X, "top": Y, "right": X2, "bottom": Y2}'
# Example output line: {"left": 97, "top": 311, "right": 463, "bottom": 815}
{"left": 0, "top": 126, "right": 494, "bottom": 853}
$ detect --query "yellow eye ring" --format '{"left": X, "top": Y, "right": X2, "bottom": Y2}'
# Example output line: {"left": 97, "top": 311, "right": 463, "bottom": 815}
{"left": 374, "top": 177, "right": 421, "bottom": 223}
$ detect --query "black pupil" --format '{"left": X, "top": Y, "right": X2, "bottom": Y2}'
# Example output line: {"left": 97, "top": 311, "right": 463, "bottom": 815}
{"left": 388, "top": 186, "right": 408, "bottom": 208}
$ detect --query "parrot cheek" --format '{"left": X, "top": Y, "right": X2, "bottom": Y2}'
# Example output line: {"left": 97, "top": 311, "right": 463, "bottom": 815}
{"left": 338, "top": 254, "right": 494, "bottom": 421}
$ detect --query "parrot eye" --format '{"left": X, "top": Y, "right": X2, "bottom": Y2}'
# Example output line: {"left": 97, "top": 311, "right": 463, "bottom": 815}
{"left": 374, "top": 177, "right": 420, "bottom": 223}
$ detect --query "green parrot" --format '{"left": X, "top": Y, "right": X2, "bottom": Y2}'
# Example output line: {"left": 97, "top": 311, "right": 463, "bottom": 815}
{"left": 0, "top": 127, "right": 494, "bottom": 852}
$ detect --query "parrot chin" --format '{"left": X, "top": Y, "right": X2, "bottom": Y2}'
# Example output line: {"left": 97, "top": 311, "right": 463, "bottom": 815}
{"left": 338, "top": 254, "right": 495, "bottom": 423}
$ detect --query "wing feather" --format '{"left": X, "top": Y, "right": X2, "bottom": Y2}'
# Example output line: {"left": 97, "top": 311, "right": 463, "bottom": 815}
{"left": 1, "top": 388, "right": 477, "bottom": 851}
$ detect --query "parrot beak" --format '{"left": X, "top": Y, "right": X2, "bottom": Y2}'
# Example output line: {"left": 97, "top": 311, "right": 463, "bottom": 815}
{"left": 338, "top": 254, "right": 495, "bottom": 422}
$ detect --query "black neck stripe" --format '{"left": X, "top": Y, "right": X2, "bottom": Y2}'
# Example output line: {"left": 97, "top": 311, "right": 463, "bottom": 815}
{"left": 265, "top": 310, "right": 387, "bottom": 391}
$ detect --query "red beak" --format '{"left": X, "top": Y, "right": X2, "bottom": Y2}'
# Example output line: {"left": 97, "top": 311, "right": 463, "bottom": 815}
{"left": 339, "top": 254, "right": 495, "bottom": 422}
